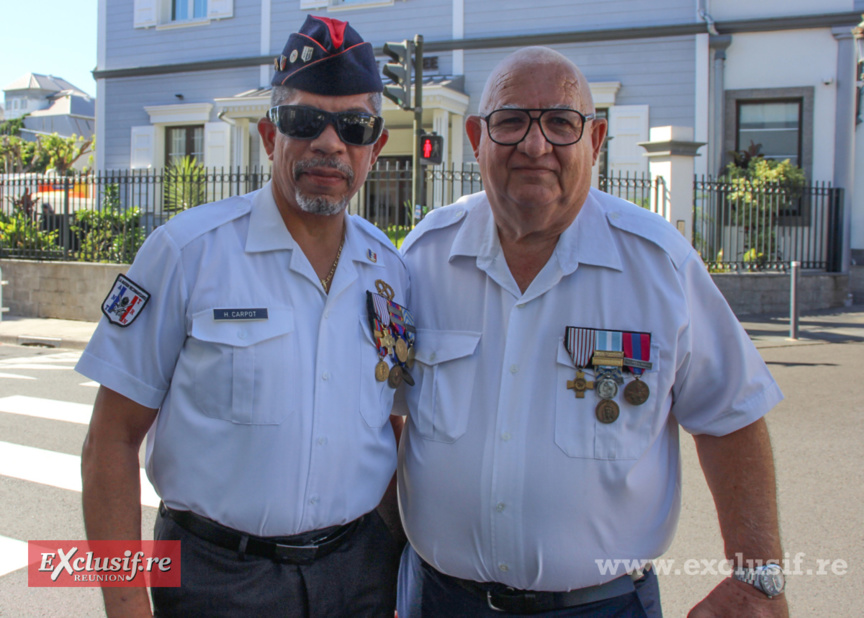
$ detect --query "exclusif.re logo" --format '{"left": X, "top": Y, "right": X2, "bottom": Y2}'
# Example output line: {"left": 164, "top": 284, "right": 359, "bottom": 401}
{"left": 28, "top": 541, "right": 181, "bottom": 588}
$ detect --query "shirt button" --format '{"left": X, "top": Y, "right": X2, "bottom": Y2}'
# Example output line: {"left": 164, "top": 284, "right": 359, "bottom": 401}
{"left": 322, "top": 372, "right": 330, "bottom": 381}
{"left": 237, "top": 329, "right": 247, "bottom": 340}
{"left": 309, "top": 496, "right": 318, "bottom": 505}
{"left": 429, "top": 352, "right": 437, "bottom": 362}
{"left": 496, "top": 502, "right": 506, "bottom": 513}
{"left": 509, "top": 364, "right": 519, "bottom": 374}
{"left": 516, "top": 303, "right": 525, "bottom": 309}
{"left": 317, "top": 437, "right": 327, "bottom": 446}
{"left": 498, "top": 563, "right": 509, "bottom": 572}
{"left": 324, "top": 311, "right": 330, "bottom": 319}
{"left": 501, "top": 432, "right": 511, "bottom": 442}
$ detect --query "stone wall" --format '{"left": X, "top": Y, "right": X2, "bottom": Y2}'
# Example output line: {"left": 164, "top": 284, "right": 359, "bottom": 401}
{"left": 0, "top": 259, "right": 127, "bottom": 321}
{"left": 0, "top": 259, "right": 853, "bottom": 321}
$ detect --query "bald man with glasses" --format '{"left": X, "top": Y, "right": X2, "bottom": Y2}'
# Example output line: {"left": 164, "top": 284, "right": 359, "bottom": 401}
{"left": 396, "top": 47, "right": 787, "bottom": 617}
{"left": 78, "top": 16, "right": 409, "bottom": 617}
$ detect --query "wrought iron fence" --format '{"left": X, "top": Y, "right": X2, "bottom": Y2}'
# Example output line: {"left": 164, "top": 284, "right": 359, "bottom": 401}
{"left": 694, "top": 176, "right": 843, "bottom": 272}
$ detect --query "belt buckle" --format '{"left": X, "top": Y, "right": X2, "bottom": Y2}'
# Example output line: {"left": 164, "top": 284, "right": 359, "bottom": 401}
{"left": 273, "top": 543, "right": 317, "bottom": 565}
{"left": 486, "top": 591, "right": 506, "bottom": 613}
{"left": 487, "top": 589, "right": 536, "bottom": 614}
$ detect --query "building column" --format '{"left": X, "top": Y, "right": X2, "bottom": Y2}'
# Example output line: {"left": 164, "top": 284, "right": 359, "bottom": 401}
{"left": 833, "top": 27, "right": 857, "bottom": 272}
{"left": 639, "top": 126, "right": 705, "bottom": 244}
{"left": 708, "top": 35, "right": 731, "bottom": 178}
{"left": 432, "top": 109, "right": 449, "bottom": 208}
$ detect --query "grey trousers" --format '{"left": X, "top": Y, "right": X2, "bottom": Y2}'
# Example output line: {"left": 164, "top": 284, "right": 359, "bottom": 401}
{"left": 151, "top": 509, "right": 403, "bottom": 618}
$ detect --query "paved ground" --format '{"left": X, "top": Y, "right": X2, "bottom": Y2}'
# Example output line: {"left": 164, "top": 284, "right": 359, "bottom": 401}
{"left": 1, "top": 305, "right": 861, "bottom": 616}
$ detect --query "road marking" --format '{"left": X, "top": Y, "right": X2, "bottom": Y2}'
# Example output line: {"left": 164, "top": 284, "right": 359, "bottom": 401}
{"left": 0, "top": 396, "right": 93, "bottom": 425}
{"left": 0, "top": 372, "right": 36, "bottom": 380}
{"left": 0, "top": 535, "right": 30, "bottom": 577}
{"left": 0, "top": 352, "right": 80, "bottom": 366}
{"left": 80, "top": 381, "right": 99, "bottom": 388}
{"left": 0, "top": 441, "right": 159, "bottom": 508}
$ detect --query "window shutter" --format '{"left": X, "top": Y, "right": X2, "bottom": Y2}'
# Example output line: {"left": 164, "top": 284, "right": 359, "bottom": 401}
{"left": 130, "top": 126, "right": 156, "bottom": 169}
{"left": 607, "top": 105, "right": 649, "bottom": 176}
{"left": 133, "top": 0, "right": 157, "bottom": 28}
{"left": 204, "top": 122, "right": 231, "bottom": 168}
{"left": 208, "top": 0, "right": 234, "bottom": 19}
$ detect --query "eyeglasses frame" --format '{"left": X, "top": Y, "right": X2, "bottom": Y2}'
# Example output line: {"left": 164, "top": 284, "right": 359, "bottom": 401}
{"left": 480, "top": 108, "right": 596, "bottom": 146}
{"left": 267, "top": 104, "right": 385, "bottom": 147}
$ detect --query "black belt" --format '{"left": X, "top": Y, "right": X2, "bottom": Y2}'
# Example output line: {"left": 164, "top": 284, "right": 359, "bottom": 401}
{"left": 159, "top": 502, "right": 361, "bottom": 565}
{"left": 430, "top": 560, "right": 650, "bottom": 615}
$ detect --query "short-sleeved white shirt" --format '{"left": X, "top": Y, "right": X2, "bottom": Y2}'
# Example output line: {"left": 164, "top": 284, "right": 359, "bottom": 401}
{"left": 397, "top": 189, "right": 782, "bottom": 592}
{"left": 76, "top": 183, "right": 410, "bottom": 537}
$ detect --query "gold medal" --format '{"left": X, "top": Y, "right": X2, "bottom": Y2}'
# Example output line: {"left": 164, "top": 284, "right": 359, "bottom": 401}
{"left": 566, "top": 370, "right": 594, "bottom": 399}
{"left": 395, "top": 338, "right": 408, "bottom": 362}
{"left": 595, "top": 400, "right": 620, "bottom": 424}
{"left": 405, "top": 347, "right": 415, "bottom": 369}
{"left": 375, "top": 360, "right": 389, "bottom": 382}
{"left": 387, "top": 365, "right": 403, "bottom": 388}
{"left": 624, "top": 379, "right": 650, "bottom": 406}
{"left": 401, "top": 368, "right": 415, "bottom": 387}
{"left": 374, "top": 279, "right": 395, "bottom": 301}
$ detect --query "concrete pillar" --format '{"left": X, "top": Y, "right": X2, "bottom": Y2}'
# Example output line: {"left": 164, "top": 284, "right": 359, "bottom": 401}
{"left": 432, "top": 109, "right": 449, "bottom": 208}
{"left": 639, "top": 126, "right": 705, "bottom": 244}
{"left": 833, "top": 27, "right": 857, "bottom": 273}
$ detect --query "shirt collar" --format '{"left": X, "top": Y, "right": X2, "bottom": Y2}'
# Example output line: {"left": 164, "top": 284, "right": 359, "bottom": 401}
{"left": 245, "top": 182, "right": 296, "bottom": 253}
{"left": 449, "top": 190, "right": 622, "bottom": 275}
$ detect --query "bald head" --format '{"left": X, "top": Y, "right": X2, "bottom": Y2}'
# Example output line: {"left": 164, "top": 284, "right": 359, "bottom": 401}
{"left": 478, "top": 47, "right": 594, "bottom": 116}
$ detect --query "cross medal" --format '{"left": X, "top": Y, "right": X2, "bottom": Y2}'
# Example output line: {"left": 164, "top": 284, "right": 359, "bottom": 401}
{"left": 567, "top": 370, "right": 594, "bottom": 398}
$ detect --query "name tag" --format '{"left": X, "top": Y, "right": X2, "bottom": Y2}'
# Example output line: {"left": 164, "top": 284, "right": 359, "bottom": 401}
{"left": 213, "top": 308, "right": 269, "bottom": 321}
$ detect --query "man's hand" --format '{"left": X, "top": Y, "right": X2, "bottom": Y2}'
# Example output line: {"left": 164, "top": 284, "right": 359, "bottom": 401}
{"left": 688, "top": 577, "right": 788, "bottom": 617}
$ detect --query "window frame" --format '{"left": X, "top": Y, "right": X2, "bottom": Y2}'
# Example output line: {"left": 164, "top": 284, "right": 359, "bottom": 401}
{"left": 735, "top": 99, "right": 803, "bottom": 167}
{"left": 165, "top": 124, "right": 205, "bottom": 167}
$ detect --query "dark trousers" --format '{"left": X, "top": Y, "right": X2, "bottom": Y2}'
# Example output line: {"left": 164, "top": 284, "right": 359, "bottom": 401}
{"left": 152, "top": 509, "right": 403, "bottom": 617}
{"left": 397, "top": 544, "right": 662, "bottom": 618}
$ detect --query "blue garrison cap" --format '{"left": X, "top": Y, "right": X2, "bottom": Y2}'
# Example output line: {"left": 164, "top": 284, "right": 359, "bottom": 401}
{"left": 272, "top": 15, "right": 383, "bottom": 96}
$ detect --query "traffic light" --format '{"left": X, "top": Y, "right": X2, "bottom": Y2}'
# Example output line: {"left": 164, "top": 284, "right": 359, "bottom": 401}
{"left": 382, "top": 40, "right": 413, "bottom": 111}
{"left": 419, "top": 134, "right": 444, "bottom": 165}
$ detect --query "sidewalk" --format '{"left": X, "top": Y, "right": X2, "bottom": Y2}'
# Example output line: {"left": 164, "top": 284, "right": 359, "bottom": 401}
{"left": 1, "top": 305, "right": 862, "bottom": 351}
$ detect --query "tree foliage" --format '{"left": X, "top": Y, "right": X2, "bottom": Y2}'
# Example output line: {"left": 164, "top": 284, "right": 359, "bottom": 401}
{"left": 163, "top": 156, "right": 208, "bottom": 213}
{"left": 0, "top": 132, "right": 92, "bottom": 174}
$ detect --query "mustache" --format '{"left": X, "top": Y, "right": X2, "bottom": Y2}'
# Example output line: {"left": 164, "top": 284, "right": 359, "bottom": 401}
{"left": 293, "top": 158, "right": 355, "bottom": 184}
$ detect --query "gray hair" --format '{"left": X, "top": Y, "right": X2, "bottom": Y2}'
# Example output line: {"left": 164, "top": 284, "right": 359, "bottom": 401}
{"left": 270, "top": 86, "right": 383, "bottom": 115}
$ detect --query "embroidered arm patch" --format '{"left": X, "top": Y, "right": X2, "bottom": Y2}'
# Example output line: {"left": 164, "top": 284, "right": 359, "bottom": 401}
{"left": 102, "top": 274, "right": 151, "bottom": 327}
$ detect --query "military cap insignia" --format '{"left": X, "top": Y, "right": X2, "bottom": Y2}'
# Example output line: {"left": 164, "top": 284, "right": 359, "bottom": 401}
{"left": 301, "top": 46, "right": 314, "bottom": 62}
{"left": 289, "top": 49, "right": 298, "bottom": 64}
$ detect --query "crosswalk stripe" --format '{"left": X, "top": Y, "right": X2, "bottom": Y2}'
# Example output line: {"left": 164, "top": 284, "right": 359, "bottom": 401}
{"left": 0, "top": 395, "right": 93, "bottom": 425}
{"left": 0, "top": 535, "right": 30, "bottom": 577}
{"left": 0, "top": 373, "right": 36, "bottom": 380}
{"left": 0, "top": 441, "right": 159, "bottom": 508}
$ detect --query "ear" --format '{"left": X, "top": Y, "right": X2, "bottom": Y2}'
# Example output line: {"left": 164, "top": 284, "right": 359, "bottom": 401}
{"left": 258, "top": 117, "right": 276, "bottom": 160}
{"left": 369, "top": 128, "right": 389, "bottom": 167}
{"left": 465, "top": 115, "right": 483, "bottom": 161}
{"left": 589, "top": 117, "right": 608, "bottom": 165}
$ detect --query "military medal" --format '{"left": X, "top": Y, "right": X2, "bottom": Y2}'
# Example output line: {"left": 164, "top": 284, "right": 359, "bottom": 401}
{"left": 366, "top": 285, "right": 416, "bottom": 389}
{"left": 564, "top": 327, "right": 595, "bottom": 398}
{"left": 622, "top": 331, "right": 652, "bottom": 406}
{"left": 596, "top": 400, "right": 620, "bottom": 424}
{"left": 387, "top": 365, "right": 403, "bottom": 388}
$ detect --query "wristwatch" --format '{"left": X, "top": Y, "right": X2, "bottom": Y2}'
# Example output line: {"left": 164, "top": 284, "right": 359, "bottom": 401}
{"left": 733, "top": 563, "right": 786, "bottom": 598}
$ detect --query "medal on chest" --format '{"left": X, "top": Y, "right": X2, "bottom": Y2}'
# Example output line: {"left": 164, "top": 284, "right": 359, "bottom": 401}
{"left": 366, "top": 281, "right": 416, "bottom": 388}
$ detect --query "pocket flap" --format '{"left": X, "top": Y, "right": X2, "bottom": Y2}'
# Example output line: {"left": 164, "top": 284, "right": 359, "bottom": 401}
{"left": 192, "top": 307, "right": 294, "bottom": 347}
{"left": 413, "top": 329, "right": 481, "bottom": 365}
{"left": 556, "top": 338, "right": 575, "bottom": 368}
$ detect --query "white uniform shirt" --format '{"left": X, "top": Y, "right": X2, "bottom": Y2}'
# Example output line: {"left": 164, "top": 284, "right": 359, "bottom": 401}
{"left": 77, "top": 183, "right": 410, "bottom": 537}
{"left": 398, "top": 189, "right": 782, "bottom": 592}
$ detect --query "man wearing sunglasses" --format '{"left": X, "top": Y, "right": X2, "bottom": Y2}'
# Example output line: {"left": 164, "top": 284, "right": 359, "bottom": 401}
{"left": 396, "top": 48, "right": 787, "bottom": 616}
{"left": 78, "top": 15, "right": 408, "bottom": 617}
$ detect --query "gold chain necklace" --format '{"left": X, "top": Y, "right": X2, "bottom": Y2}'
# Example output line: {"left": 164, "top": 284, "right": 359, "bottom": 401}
{"left": 320, "top": 234, "right": 345, "bottom": 293}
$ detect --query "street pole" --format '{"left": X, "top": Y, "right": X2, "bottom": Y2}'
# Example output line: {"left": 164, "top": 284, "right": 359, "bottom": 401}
{"left": 411, "top": 34, "right": 423, "bottom": 227}
{"left": 789, "top": 260, "right": 800, "bottom": 340}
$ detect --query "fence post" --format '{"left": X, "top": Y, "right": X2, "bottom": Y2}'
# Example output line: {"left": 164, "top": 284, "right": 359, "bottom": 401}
{"left": 789, "top": 260, "right": 800, "bottom": 340}
{"left": 638, "top": 126, "right": 705, "bottom": 244}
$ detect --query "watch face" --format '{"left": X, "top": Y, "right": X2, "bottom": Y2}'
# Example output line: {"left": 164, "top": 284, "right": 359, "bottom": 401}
{"left": 758, "top": 565, "right": 786, "bottom": 596}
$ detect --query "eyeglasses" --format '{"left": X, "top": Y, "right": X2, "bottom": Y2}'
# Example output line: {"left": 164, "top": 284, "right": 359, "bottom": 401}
{"left": 481, "top": 108, "right": 595, "bottom": 146}
{"left": 268, "top": 105, "right": 384, "bottom": 146}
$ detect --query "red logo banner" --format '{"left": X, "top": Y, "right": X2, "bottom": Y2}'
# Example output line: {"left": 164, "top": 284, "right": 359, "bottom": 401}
{"left": 28, "top": 541, "right": 181, "bottom": 587}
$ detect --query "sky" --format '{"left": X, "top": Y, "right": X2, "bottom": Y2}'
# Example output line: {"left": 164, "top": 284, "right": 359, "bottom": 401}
{"left": 0, "top": 0, "right": 98, "bottom": 105}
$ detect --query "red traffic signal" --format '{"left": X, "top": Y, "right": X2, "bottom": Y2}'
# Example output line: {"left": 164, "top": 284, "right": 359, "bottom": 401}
{"left": 419, "top": 134, "right": 444, "bottom": 165}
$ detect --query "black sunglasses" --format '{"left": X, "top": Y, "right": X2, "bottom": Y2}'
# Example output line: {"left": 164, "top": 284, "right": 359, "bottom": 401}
{"left": 268, "top": 105, "right": 384, "bottom": 147}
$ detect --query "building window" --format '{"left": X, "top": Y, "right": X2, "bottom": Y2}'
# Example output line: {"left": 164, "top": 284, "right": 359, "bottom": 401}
{"left": 166, "top": 125, "right": 204, "bottom": 165}
{"left": 724, "top": 87, "right": 813, "bottom": 178}
{"left": 173, "top": 0, "right": 207, "bottom": 20}
{"left": 736, "top": 100, "right": 802, "bottom": 167}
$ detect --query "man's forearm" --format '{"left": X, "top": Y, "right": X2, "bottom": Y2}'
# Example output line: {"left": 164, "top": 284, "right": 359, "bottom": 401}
{"left": 693, "top": 418, "right": 782, "bottom": 563}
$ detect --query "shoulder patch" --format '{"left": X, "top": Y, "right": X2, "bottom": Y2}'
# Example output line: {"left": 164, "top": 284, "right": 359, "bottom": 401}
{"left": 401, "top": 203, "right": 469, "bottom": 253}
{"left": 102, "top": 274, "right": 150, "bottom": 327}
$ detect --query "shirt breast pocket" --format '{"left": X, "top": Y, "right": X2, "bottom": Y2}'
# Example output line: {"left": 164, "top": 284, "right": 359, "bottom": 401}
{"left": 189, "top": 307, "right": 295, "bottom": 425}
{"left": 358, "top": 315, "right": 395, "bottom": 428}
{"left": 406, "top": 329, "right": 481, "bottom": 443}
{"left": 554, "top": 338, "right": 661, "bottom": 460}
